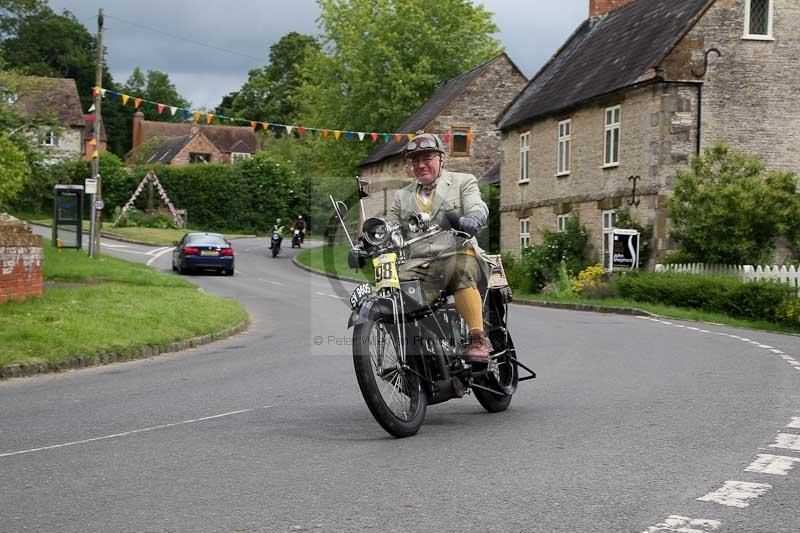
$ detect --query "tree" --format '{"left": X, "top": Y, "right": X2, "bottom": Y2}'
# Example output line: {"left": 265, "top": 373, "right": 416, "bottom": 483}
{"left": 122, "top": 67, "right": 190, "bottom": 122}
{"left": 294, "top": 0, "right": 502, "bottom": 175}
{"left": 669, "top": 143, "right": 800, "bottom": 264}
{"left": 229, "top": 32, "right": 319, "bottom": 124}
{"left": 0, "top": 131, "right": 30, "bottom": 210}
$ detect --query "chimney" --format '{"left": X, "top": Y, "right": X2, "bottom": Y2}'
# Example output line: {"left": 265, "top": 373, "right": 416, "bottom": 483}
{"left": 589, "top": 0, "right": 637, "bottom": 17}
{"left": 132, "top": 110, "right": 145, "bottom": 149}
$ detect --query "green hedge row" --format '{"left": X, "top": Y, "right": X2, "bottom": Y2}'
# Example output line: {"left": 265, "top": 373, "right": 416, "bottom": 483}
{"left": 612, "top": 272, "right": 796, "bottom": 322}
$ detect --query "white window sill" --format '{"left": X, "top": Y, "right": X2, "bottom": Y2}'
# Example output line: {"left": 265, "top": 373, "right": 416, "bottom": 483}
{"left": 556, "top": 172, "right": 570, "bottom": 177}
{"left": 602, "top": 163, "right": 619, "bottom": 169}
{"left": 518, "top": 179, "right": 530, "bottom": 184}
{"left": 742, "top": 34, "right": 774, "bottom": 41}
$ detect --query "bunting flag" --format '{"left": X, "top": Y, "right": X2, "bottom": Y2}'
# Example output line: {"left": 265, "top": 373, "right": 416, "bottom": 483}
{"left": 88, "top": 138, "right": 97, "bottom": 146}
{"left": 91, "top": 149, "right": 99, "bottom": 158}
{"left": 87, "top": 103, "right": 95, "bottom": 113}
{"left": 94, "top": 87, "right": 481, "bottom": 146}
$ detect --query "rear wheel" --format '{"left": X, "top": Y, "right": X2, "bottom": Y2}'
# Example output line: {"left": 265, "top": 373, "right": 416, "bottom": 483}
{"left": 353, "top": 317, "right": 427, "bottom": 437}
{"left": 473, "top": 331, "right": 518, "bottom": 413}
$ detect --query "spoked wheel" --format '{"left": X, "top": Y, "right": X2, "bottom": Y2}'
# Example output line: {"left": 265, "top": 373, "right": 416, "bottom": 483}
{"left": 353, "top": 317, "right": 427, "bottom": 437}
{"left": 473, "top": 331, "right": 518, "bottom": 413}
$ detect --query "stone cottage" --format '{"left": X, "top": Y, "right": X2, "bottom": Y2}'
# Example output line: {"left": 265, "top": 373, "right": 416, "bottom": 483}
{"left": 357, "top": 53, "right": 527, "bottom": 217}
{"left": 497, "top": 0, "right": 799, "bottom": 267}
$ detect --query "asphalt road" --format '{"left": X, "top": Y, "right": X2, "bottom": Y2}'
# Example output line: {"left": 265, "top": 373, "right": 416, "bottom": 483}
{"left": 1, "top": 232, "right": 799, "bottom": 532}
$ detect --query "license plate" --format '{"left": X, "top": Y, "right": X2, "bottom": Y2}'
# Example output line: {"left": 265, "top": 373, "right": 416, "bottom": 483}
{"left": 350, "top": 283, "right": 373, "bottom": 309}
{"left": 373, "top": 253, "right": 400, "bottom": 290}
{"left": 200, "top": 250, "right": 219, "bottom": 256}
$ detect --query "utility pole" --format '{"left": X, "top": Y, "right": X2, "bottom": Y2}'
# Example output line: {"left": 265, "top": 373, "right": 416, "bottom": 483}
{"left": 89, "top": 8, "right": 104, "bottom": 258}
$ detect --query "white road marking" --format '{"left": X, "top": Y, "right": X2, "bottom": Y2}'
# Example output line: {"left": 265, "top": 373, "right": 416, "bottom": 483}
{"left": 258, "top": 278, "right": 285, "bottom": 286}
{"left": 100, "top": 243, "right": 130, "bottom": 249}
{"left": 745, "top": 454, "right": 800, "bottom": 475}
{"left": 0, "top": 406, "right": 271, "bottom": 459}
{"left": 146, "top": 247, "right": 174, "bottom": 266}
{"left": 641, "top": 515, "right": 721, "bottom": 533}
{"left": 147, "top": 246, "right": 171, "bottom": 255}
{"left": 769, "top": 348, "right": 784, "bottom": 354}
{"left": 787, "top": 417, "right": 800, "bottom": 429}
{"left": 107, "top": 248, "right": 152, "bottom": 256}
{"left": 316, "top": 291, "right": 346, "bottom": 301}
{"left": 696, "top": 480, "right": 771, "bottom": 508}
{"left": 769, "top": 433, "right": 800, "bottom": 452}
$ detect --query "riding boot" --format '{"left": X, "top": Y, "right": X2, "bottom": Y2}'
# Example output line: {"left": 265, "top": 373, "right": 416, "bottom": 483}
{"left": 464, "top": 331, "right": 491, "bottom": 364}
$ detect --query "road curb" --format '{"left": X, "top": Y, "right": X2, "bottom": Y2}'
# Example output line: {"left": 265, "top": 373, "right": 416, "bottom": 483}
{"left": 0, "top": 319, "right": 250, "bottom": 381}
{"left": 292, "top": 255, "right": 365, "bottom": 284}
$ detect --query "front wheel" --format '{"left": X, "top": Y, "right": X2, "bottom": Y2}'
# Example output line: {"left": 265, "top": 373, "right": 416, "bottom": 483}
{"left": 353, "top": 317, "right": 427, "bottom": 437}
{"left": 473, "top": 331, "right": 518, "bottom": 413}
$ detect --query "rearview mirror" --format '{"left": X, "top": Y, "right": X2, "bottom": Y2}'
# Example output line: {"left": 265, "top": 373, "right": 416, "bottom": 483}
{"left": 335, "top": 200, "right": 348, "bottom": 219}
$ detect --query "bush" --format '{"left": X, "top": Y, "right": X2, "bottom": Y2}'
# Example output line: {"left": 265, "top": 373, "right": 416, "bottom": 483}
{"left": 612, "top": 272, "right": 794, "bottom": 322}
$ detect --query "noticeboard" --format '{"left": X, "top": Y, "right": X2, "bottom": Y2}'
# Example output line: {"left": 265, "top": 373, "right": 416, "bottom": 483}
{"left": 611, "top": 229, "right": 640, "bottom": 271}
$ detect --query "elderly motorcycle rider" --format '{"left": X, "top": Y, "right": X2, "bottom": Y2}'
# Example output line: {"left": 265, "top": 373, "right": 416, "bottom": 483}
{"left": 385, "top": 131, "right": 492, "bottom": 363}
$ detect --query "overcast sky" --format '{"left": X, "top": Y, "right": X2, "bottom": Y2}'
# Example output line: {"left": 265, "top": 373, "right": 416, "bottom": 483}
{"left": 49, "top": 0, "right": 588, "bottom": 114}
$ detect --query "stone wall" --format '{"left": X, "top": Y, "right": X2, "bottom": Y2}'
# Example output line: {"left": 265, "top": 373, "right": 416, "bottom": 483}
{"left": 663, "top": 0, "right": 800, "bottom": 174}
{"left": 0, "top": 215, "right": 43, "bottom": 304}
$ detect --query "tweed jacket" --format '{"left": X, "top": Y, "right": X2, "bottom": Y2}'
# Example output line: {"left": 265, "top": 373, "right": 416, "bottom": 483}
{"left": 386, "top": 169, "right": 492, "bottom": 283}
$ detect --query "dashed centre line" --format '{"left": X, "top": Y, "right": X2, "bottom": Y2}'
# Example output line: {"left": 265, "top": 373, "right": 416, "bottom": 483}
{"left": 696, "top": 480, "right": 772, "bottom": 508}
{"left": 641, "top": 515, "right": 721, "bottom": 533}
{"left": 744, "top": 454, "right": 800, "bottom": 476}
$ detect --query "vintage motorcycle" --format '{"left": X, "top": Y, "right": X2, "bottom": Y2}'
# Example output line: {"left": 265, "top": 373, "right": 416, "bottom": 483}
{"left": 331, "top": 190, "right": 535, "bottom": 438}
{"left": 270, "top": 231, "right": 282, "bottom": 258}
{"left": 291, "top": 229, "right": 303, "bottom": 248}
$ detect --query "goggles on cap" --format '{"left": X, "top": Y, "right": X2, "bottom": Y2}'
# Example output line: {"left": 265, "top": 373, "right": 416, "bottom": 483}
{"left": 405, "top": 137, "right": 440, "bottom": 152}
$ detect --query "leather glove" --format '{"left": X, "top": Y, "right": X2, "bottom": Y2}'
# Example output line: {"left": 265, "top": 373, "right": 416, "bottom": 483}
{"left": 457, "top": 211, "right": 486, "bottom": 238}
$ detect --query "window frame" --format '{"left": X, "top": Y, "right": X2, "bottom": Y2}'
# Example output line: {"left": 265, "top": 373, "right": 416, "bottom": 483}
{"left": 557, "top": 119, "right": 571, "bottom": 176}
{"left": 557, "top": 214, "right": 570, "bottom": 232}
{"left": 603, "top": 105, "right": 621, "bottom": 168}
{"left": 602, "top": 209, "right": 618, "bottom": 270}
{"left": 743, "top": 0, "right": 774, "bottom": 40}
{"left": 189, "top": 152, "right": 212, "bottom": 164}
{"left": 450, "top": 127, "right": 471, "bottom": 157}
{"left": 519, "top": 218, "right": 531, "bottom": 249}
{"left": 519, "top": 132, "right": 530, "bottom": 183}
{"left": 40, "top": 129, "right": 58, "bottom": 147}
{"left": 231, "top": 152, "right": 252, "bottom": 163}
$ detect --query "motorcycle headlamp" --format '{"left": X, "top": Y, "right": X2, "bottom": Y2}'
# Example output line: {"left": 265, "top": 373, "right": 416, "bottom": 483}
{"left": 362, "top": 217, "right": 391, "bottom": 247}
{"left": 408, "top": 212, "right": 432, "bottom": 233}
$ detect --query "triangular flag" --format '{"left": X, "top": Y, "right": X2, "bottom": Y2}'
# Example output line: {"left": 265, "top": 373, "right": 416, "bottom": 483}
{"left": 383, "top": 133, "right": 390, "bottom": 142}
{"left": 94, "top": 86, "right": 102, "bottom": 96}
{"left": 88, "top": 103, "right": 95, "bottom": 113}
{"left": 193, "top": 112, "right": 201, "bottom": 122}
{"left": 88, "top": 138, "right": 97, "bottom": 146}
{"left": 407, "top": 133, "right": 414, "bottom": 141}
{"left": 85, "top": 114, "right": 95, "bottom": 122}
{"left": 182, "top": 109, "right": 191, "bottom": 120}
{"left": 122, "top": 94, "right": 130, "bottom": 105}
{"left": 262, "top": 122, "right": 270, "bottom": 131}
{"left": 134, "top": 98, "right": 142, "bottom": 109}
{"left": 285, "top": 125, "right": 293, "bottom": 135}
{"left": 346, "top": 131, "right": 353, "bottom": 140}
{"left": 334, "top": 130, "right": 341, "bottom": 140}
{"left": 206, "top": 113, "right": 214, "bottom": 124}
{"left": 467, "top": 132, "right": 474, "bottom": 141}
{"left": 157, "top": 103, "right": 165, "bottom": 114}
{"left": 298, "top": 127, "right": 305, "bottom": 136}
{"left": 100, "top": 88, "right": 107, "bottom": 97}
{"left": 250, "top": 121, "right": 257, "bottom": 129}
{"left": 91, "top": 149, "right": 99, "bottom": 158}
{"left": 357, "top": 132, "right": 365, "bottom": 141}
{"left": 394, "top": 134, "right": 402, "bottom": 142}
{"left": 322, "top": 129, "right": 329, "bottom": 138}
{"left": 371, "top": 132, "right": 378, "bottom": 142}
{"left": 170, "top": 106, "right": 177, "bottom": 116}
{"left": 443, "top": 133, "right": 451, "bottom": 144}
{"left": 109, "top": 92, "right": 119, "bottom": 101}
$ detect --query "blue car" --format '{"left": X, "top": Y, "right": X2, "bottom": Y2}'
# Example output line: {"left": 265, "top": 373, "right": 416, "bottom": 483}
{"left": 172, "top": 232, "right": 235, "bottom": 276}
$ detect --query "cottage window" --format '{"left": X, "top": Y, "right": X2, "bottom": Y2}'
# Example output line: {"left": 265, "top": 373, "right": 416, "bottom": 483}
{"left": 744, "top": 0, "right": 773, "bottom": 39}
{"left": 557, "top": 119, "right": 571, "bottom": 176}
{"left": 557, "top": 214, "right": 570, "bottom": 232}
{"left": 519, "top": 132, "right": 530, "bottom": 183}
{"left": 602, "top": 210, "right": 617, "bottom": 269}
{"left": 190, "top": 152, "right": 211, "bottom": 164}
{"left": 451, "top": 127, "right": 470, "bottom": 156}
{"left": 40, "top": 129, "right": 58, "bottom": 147}
{"left": 231, "top": 152, "right": 252, "bottom": 163}
{"left": 519, "top": 218, "right": 531, "bottom": 249}
{"left": 604, "top": 106, "right": 620, "bottom": 167}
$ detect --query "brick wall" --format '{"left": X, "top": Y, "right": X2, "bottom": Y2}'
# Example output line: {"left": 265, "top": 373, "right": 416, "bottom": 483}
{"left": 0, "top": 215, "right": 43, "bottom": 304}
{"left": 172, "top": 133, "right": 223, "bottom": 165}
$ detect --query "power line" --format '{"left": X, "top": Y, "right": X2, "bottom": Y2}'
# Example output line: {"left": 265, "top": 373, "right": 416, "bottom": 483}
{"left": 104, "top": 14, "right": 265, "bottom": 63}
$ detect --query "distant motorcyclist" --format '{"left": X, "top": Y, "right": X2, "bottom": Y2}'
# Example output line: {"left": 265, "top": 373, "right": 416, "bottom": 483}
{"left": 291, "top": 215, "right": 307, "bottom": 245}
{"left": 268, "top": 218, "right": 285, "bottom": 250}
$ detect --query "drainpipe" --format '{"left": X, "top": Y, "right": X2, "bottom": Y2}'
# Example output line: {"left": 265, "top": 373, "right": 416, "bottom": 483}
{"left": 696, "top": 83, "right": 702, "bottom": 157}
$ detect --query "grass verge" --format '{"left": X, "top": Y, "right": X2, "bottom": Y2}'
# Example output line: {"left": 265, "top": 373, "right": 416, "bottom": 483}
{"left": 518, "top": 293, "right": 800, "bottom": 335}
{"left": 295, "top": 243, "right": 372, "bottom": 282}
{"left": 0, "top": 242, "right": 248, "bottom": 368}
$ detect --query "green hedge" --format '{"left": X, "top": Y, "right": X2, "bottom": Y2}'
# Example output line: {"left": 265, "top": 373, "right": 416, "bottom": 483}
{"left": 613, "top": 272, "right": 795, "bottom": 322}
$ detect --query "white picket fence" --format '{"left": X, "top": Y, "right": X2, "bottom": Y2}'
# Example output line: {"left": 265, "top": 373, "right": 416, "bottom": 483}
{"left": 655, "top": 263, "right": 800, "bottom": 296}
